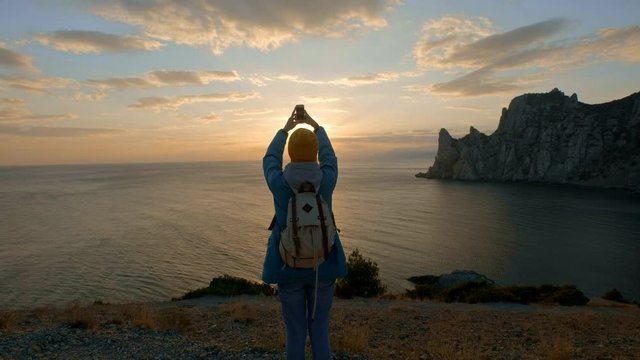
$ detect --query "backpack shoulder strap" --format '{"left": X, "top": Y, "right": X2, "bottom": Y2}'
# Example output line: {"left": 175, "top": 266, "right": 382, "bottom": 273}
{"left": 316, "top": 194, "right": 329, "bottom": 259}
{"left": 291, "top": 193, "right": 300, "bottom": 256}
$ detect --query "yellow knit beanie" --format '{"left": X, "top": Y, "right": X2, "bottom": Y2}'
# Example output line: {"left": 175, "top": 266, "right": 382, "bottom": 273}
{"left": 288, "top": 128, "right": 318, "bottom": 162}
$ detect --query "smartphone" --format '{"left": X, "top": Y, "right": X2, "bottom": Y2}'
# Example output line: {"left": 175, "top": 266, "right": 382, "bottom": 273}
{"left": 295, "top": 104, "right": 304, "bottom": 122}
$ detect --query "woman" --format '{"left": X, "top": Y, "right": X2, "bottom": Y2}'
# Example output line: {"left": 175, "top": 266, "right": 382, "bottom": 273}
{"left": 262, "top": 107, "right": 348, "bottom": 359}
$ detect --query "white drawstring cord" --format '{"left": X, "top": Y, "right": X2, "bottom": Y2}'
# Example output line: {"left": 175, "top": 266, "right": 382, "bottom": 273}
{"left": 312, "top": 236, "right": 319, "bottom": 321}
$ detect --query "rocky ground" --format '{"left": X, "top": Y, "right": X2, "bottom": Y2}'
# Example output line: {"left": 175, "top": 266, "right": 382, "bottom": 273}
{"left": 1, "top": 296, "right": 639, "bottom": 360}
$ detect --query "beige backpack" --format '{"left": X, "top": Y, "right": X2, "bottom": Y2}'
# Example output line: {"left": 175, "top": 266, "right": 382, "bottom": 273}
{"left": 279, "top": 182, "right": 337, "bottom": 270}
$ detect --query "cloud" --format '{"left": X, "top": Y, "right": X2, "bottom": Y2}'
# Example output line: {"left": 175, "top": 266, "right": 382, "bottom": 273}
{"left": 413, "top": 15, "right": 495, "bottom": 69}
{"left": 0, "top": 100, "right": 77, "bottom": 123}
{"left": 273, "top": 74, "right": 327, "bottom": 85}
{"left": 298, "top": 96, "right": 342, "bottom": 104}
{"left": 338, "top": 72, "right": 401, "bottom": 85}
{"left": 330, "top": 129, "right": 440, "bottom": 161}
{"left": 129, "top": 91, "right": 259, "bottom": 111}
{"left": 407, "top": 68, "right": 544, "bottom": 97}
{"left": 200, "top": 113, "right": 223, "bottom": 123}
{"left": 88, "top": 70, "right": 239, "bottom": 90}
{"left": 0, "top": 74, "right": 75, "bottom": 93}
{"left": 0, "top": 125, "right": 123, "bottom": 137}
{"left": 91, "top": 0, "right": 397, "bottom": 54}
{"left": 233, "top": 108, "right": 274, "bottom": 117}
{"left": 332, "top": 130, "right": 439, "bottom": 144}
{"left": 34, "top": 30, "right": 164, "bottom": 54}
{"left": 0, "top": 46, "right": 35, "bottom": 71}
{"left": 446, "top": 18, "right": 574, "bottom": 68}
{"left": 0, "top": 97, "right": 25, "bottom": 105}
{"left": 272, "top": 71, "right": 417, "bottom": 87}
{"left": 412, "top": 16, "right": 640, "bottom": 97}
{"left": 445, "top": 105, "right": 489, "bottom": 112}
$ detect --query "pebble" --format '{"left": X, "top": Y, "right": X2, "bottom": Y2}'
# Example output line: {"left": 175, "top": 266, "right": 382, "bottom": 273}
{"left": 0, "top": 324, "right": 276, "bottom": 360}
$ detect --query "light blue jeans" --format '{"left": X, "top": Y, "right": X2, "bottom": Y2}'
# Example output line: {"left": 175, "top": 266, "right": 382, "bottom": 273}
{"left": 278, "top": 280, "right": 336, "bottom": 360}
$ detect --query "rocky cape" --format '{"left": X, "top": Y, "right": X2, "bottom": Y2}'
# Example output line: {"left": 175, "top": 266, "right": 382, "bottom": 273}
{"left": 417, "top": 89, "right": 640, "bottom": 192}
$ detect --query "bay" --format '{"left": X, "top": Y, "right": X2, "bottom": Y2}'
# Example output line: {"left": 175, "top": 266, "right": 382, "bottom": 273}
{"left": 0, "top": 161, "right": 638, "bottom": 309}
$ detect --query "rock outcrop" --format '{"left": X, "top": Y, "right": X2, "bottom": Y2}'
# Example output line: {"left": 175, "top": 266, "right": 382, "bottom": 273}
{"left": 417, "top": 88, "right": 640, "bottom": 191}
{"left": 408, "top": 270, "right": 496, "bottom": 288}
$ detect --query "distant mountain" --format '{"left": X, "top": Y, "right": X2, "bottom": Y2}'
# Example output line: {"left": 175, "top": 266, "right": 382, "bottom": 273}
{"left": 417, "top": 88, "right": 640, "bottom": 192}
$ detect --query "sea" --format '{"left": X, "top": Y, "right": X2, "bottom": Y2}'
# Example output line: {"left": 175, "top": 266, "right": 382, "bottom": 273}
{"left": 0, "top": 161, "right": 639, "bottom": 309}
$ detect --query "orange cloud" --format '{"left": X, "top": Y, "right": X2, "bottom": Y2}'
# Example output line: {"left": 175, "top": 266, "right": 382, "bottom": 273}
{"left": 35, "top": 30, "right": 164, "bottom": 54}
{"left": 0, "top": 74, "right": 75, "bottom": 94}
{"left": 0, "top": 98, "right": 77, "bottom": 123}
{"left": 88, "top": 70, "right": 240, "bottom": 90}
{"left": 92, "top": 0, "right": 397, "bottom": 54}
{"left": 0, "top": 46, "right": 36, "bottom": 71}
{"left": 129, "top": 91, "right": 260, "bottom": 111}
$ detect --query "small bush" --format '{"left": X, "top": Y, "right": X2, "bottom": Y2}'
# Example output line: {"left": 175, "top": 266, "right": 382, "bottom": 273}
{"left": 442, "top": 281, "right": 516, "bottom": 304}
{"left": 0, "top": 310, "right": 16, "bottom": 330}
{"left": 123, "top": 304, "right": 155, "bottom": 329}
{"left": 180, "top": 275, "right": 275, "bottom": 300}
{"left": 505, "top": 285, "right": 541, "bottom": 304}
{"left": 542, "top": 285, "right": 589, "bottom": 306}
{"left": 65, "top": 304, "right": 97, "bottom": 330}
{"left": 220, "top": 301, "right": 257, "bottom": 323}
{"left": 407, "top": 275, "right": 440, "bottom": 285}
{"left": 405, "top": 280, "right": 590, "bottom": 306}
{"left": 336, "top": 249, "right": 386, "bottom": 298}
{"left": 332, "top": 324, "right": 370, "bottom": 353}
{"left": 156, "top": 309, "right": 192, "bottom": 331}
{"left": 406, "top": 284, "right": 441, "bottom": 300}
{"left": 602, "top": 288, "right": 628, "bottom": 303}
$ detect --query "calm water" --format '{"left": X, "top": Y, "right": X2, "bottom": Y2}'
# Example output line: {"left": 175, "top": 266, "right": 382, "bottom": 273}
{"left": 0, "top": 161, "right": 638, "bottom": 309}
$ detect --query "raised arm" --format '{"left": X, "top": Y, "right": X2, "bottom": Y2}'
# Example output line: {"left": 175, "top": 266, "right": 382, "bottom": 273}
{"left": 263, "top": 110, "right": 296, "bottom": 191}
{"left": 303, "top": 111, "right": 338, "bottom": 191}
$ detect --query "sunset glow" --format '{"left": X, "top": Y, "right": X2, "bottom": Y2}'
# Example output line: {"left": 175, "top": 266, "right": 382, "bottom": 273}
{"left": 1, "top": 0, "right": 639, "bottom": 165}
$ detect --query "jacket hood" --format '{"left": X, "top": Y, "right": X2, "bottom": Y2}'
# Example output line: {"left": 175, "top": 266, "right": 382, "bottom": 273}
{"left": 283, "top": 162, "right": 322, "bottom": 193}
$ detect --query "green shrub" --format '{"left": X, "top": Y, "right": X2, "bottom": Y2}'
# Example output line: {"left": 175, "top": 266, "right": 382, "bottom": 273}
{"left": 504, "top": 286, "right": 541, "bottom": 304}
{"left": 602, "top": 288, "right": 628, "bottom": 303}
{"left": 336, "top": 249, "right": 386, "bottom": 298}
{"left": 406, "top": 284, "right": 441, "bottom": 300}
{"left": 407, "top": 275, "right": 439, "bottom": 286}
{"left": 543, "top": 285, "right": 589, "bottom": 306}
{"left": 441, "top": 281, "right": 516, "bottom": 304}
{"left": 179, "top": 275, "right": 275, "bottom": 300}
{"left": 404, "top": 279, "right": 590, "bottom": 306}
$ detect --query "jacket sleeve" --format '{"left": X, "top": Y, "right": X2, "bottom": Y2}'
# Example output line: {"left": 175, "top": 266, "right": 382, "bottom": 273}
{"left": 315, "top": 127, "right": 338, "bottom": 191}
{"left": 263, "top": 129, "right": 289, "bottom": 192}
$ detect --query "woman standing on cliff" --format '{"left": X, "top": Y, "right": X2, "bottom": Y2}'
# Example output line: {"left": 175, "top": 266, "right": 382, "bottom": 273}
{"left": 262, "top": 107, "right": 348, "bottom": 359}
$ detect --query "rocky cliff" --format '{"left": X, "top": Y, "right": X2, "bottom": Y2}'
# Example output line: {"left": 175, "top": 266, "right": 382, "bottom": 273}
{"left": 417, "top": 88, "right": 640, "bottom": 191}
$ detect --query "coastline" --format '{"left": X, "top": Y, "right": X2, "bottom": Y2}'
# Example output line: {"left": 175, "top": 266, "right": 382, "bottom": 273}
{"left": 2, "top": 295, "right": 639, "bottom": 360}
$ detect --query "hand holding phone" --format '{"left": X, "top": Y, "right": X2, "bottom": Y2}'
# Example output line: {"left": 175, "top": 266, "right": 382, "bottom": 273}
{"left": 294, "top": 104, "right": 305, "bottom": 122}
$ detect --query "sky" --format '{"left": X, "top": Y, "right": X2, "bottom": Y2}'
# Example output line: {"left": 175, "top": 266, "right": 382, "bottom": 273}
{"left": 0, "top": 0, "right": 639, "bottom": 166}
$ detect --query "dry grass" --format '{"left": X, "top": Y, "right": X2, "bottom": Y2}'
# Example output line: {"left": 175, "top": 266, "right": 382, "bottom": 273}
{"left": 427, "top": 341, "right": 478, "bottom": 360}
{"left": 219, "top": 301, "right": 258, "bottom": 323}
{"left": 30, "top": 306, "right": 54, "bottom": 324}
{"left": 0, "top": 310, "right": 16, "bottom": 330}
{"left": 111, "top": 304, "right": 193, "bottom": 332}
{"left": 587, "top": 298, "right": 636, "bottom": 308}
{"left": 3, "top": 297, "right": 640, "bottom": 359}
{"left": 120, "top": 304, "right": 156, "bottom": 329}
{"left": 332, "top": 324, "right": 371, "bottom": 353}
{"left": 330, "top": 309, "right": 371, "bottom": 353}
{"left": 155, "top": 308, "right": 192, "bottom": 331}
{"left": 64, "top": 304, "right": 97, "bottom": 330}
{"left": 548, "top": 337, "right": 574, "bottom": 360}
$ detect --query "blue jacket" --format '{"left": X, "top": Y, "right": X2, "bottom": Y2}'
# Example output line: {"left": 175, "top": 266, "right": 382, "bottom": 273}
{"left": 262, "top": 127, "right": 348, "bottom": 284}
